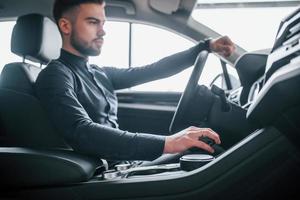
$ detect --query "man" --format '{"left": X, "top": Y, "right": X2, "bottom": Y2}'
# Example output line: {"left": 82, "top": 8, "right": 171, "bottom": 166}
{"left": 35, "top": 0, "right": 235, "bottom": 162}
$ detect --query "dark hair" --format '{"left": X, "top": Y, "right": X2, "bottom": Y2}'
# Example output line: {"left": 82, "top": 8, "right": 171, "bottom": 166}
{"left": 53, "top": 0, "right": 105, "bottom": 24}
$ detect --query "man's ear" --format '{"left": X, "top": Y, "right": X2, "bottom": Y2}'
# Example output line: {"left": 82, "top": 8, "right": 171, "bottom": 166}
{"left": 58, "top": 18, "right": 72, "bottom": 35}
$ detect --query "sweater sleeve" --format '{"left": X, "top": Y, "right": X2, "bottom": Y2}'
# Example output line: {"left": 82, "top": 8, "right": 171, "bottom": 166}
{"left": 35, "top": 61, "right": 165, "bottom": 161}
{"left": 103, "top": 42, "right": 206, "bottom": 90}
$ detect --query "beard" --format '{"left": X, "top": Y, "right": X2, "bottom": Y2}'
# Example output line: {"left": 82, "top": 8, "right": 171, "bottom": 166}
{"left": 70, "top": 30, "right": 101, "bottom": 57}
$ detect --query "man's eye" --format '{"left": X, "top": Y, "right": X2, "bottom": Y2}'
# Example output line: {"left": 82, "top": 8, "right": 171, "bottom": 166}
{"left": 89, "top": 21, "right": 98, "bottom": 25}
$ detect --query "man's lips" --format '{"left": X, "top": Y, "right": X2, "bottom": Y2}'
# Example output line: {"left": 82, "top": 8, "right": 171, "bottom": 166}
{"left": 94, "top": 38, "right": 103, "bottom": 46}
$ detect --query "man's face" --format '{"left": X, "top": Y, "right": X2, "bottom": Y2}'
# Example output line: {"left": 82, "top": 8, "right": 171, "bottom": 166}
{"left": 70, "top": 3, "right": 106, "bottom": 57}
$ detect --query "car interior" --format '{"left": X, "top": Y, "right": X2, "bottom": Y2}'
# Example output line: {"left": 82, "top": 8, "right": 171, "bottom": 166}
{"left": 0, "top": 0, "right": 300, "bottom": 199}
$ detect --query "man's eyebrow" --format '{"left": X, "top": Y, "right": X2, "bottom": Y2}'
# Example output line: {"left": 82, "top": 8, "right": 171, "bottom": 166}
{"left": 85, "top": 17, "right": 105, "bottom": 23}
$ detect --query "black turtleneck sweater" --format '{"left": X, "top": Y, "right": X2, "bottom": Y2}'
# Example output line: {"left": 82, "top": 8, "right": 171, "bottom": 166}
{"left": 35, "top": 42, "right": 207, "bottom": 161}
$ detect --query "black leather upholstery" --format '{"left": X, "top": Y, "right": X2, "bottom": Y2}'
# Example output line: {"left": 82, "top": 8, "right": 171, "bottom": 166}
{"left": 0, "top": 63, "right": 41, "bottom": 95}
{"left": 0, "top": 88, "right": 69, "bottom": 148}
{"left": 0, "top": 147, "right": 102, "bottom": 187}
{"left": 11, "top": 13, "right": 62, "bottom": 64}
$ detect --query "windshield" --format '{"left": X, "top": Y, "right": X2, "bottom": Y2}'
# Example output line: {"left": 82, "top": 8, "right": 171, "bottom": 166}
{"left": 192, "top": 1, "right": 299, "bottom": 52}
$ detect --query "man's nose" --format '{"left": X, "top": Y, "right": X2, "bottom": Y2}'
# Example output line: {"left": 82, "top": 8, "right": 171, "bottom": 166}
{"left": 97, "top": 26, "right": 106, "bottom": 37}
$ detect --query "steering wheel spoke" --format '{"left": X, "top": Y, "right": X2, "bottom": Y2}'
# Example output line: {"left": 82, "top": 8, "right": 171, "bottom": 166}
{"left": 169, "top": 50, "right": 209, "bottom": 133}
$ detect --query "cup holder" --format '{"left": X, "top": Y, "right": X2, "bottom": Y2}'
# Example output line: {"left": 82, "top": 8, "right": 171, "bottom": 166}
{"left": 180, "top": 154, "right": 214, "bottom": 171}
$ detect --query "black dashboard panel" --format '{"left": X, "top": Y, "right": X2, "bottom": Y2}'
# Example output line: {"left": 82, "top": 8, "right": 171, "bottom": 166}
{"left": 233, "top": 50, "right": 269, "bottom": 105}
{"left": 246, "top": 8, "right": 300, "bottom": 146}
{"left": 247, "top": 58, "right": 300, "bottom": 127}
{"left": 235, "top": 50, "right": 269, "bottom": 88}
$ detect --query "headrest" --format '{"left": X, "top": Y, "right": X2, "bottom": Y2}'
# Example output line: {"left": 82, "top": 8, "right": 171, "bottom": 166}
{"left": 11, "top": 13, "right": 62, "bottom": 64}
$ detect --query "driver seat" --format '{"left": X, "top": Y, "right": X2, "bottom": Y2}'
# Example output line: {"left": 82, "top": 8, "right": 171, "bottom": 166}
{"left": 0, "top": 14, "right": 103, "bottom": 188}
{"left": 0, "top": 13, "right": 67, "bottom": 148}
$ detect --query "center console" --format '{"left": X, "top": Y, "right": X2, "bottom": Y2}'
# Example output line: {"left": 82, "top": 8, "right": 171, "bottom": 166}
{"left": 98, "top": 154, "right": 215, "bottom": 180}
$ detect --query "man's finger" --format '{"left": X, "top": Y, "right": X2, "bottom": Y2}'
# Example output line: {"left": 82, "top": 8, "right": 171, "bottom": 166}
{"left": 189, "top": 128, "right": 221, "bottom": 145}
{"left": 201, "top": 128, "right": 221, "bottom": 144}
{"left": 222, "top": 36, "right": 234, "bottom": 45}
{"left": 193, "top": 140, "right": 215, "bottom": 153}
{"left": 217, "top": 45, "right": 235, "bottom": 57}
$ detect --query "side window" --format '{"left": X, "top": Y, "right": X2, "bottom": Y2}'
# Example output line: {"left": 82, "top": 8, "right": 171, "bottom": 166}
{"left": 199, "top": 55, "right": 240, "bottom": 89}
{"left": 0, "top": 21, "right": 18, "bottom": 73}
{"left": 199, "top": 54, "right": 223, "bottom": 86}
{"left": 92, "top": 22, "right": 239, "bottom": 92}
{"left": 130, "top": 24, "right": 194, "bottom": 92}
{"left": 90, "top": 21, "right": 129, "bottom": 68}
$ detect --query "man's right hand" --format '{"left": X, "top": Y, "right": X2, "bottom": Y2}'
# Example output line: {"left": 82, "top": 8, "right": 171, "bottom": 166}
{"left": 163, "top": 126, "right": 221, "bottom": 154}
{"left": 209, "top": 36, "right": 235, "bottom": 57}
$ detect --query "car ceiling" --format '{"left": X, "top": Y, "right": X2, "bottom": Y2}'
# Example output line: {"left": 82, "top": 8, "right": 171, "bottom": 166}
{"left": 0, "top": 0, "right": 246, "bottom": 64}
{"left": 0, "top": 0, "right": 216, "bottom": 47}
{"left": 0, "top": 0, "right": 205, "bottom": 41}
{"left": 0, "top": 0, "right": 195, "bottom": 22}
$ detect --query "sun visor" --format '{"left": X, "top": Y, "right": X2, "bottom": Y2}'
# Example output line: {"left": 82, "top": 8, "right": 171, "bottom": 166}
{"left": 149, "top": 0, "right": 181, "bottom": 14}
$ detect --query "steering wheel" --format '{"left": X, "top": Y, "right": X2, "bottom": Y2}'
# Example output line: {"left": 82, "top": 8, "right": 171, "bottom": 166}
{"left": 169, "top": 50, "right": 209, "bottom": 133}
{"left": 140, "top": 52, "right": 221, "bottom": 167}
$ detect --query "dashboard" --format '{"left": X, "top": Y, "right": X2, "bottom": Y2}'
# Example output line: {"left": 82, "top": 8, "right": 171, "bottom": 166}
{"left": 228, "top": 7, "right": 300, "bottom": 144}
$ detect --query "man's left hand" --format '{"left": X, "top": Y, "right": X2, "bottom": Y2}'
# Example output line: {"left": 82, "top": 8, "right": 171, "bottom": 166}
{"left": 209, "top": 36, "right": 235, "bottom": 57}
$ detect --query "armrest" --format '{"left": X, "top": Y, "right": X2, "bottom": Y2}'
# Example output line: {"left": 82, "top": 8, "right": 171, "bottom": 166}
{"left": 0, "top": 147, "right": 103, "bottom": 188}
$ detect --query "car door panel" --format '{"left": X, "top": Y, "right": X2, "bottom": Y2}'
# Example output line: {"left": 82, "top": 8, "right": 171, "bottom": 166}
{"left": 117, "top": 91, "right": 180, "bottom": 135}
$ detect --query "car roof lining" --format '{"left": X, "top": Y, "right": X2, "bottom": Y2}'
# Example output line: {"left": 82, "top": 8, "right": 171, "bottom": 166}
{"left": 0, "top": 0, "right": 246, "bottom": 65}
